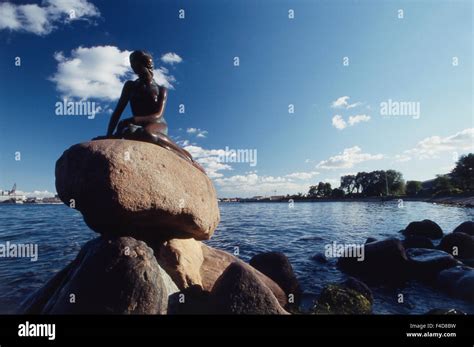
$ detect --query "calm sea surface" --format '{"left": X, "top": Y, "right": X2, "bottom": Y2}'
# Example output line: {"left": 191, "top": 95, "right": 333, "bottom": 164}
{"left": 0, "top": 201, "right": 473, "bottom": 314}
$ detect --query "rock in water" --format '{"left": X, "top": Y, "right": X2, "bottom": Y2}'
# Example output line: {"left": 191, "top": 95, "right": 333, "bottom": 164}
{"left": 337, "top": 238, "right": 410, "bottom": 284}
{"left": 55, "top": 140, "right": 220, "bottom": 240}
{"left": 402, "top": 220, "right": 444, "bottom": 239}
{"left": 20, "top": 236, "right": 172, "bottom": 314}
{"left": 211, "top": 262, "right": 288, "bottom": 314}
{"left": 403, "top": 235, "right": 435, "bottom": 249}
{"left": 453, "top": 221, "right": 474, "bottom": 236}
{"left": 436, "top": 266, "right": 474, "bottom": 303}
{"left": 313, "top": 284, "right": 372, "bottom": 314}
{"left": 341, "top": 277, "right": 373, "bottom": 304}
{"left": 406, "top": 248, "right": 460, "bottom": 282}
{"left": 249, "top": 252, "right": 302, "bottom": 305}
{"left": 156, "top": 238, "right": 204, "bottom": 289}
{"left": 438, "top": 232, "right": 474, "bottom": 259}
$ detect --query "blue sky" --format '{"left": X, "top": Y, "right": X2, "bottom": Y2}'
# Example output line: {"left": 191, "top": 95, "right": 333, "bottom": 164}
{"left": 0, "top": 0, "right": 472, "bottom": 198}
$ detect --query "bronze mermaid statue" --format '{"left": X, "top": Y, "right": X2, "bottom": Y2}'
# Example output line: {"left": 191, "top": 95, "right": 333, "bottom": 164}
{"left": 96, "top": 50, "right": 205, "bottom": 173}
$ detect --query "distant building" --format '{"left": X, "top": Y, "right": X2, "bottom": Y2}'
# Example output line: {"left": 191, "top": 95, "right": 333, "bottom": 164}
{"left": 269, "top": 195, "right": 285, "bottom": 201}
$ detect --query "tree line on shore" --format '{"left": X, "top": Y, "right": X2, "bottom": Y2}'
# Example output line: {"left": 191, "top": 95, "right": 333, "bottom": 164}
{"left": 285, "top": 153, "right": 474, "bottom": 200}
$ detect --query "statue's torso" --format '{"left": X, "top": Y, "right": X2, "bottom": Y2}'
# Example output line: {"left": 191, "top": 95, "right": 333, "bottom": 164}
{"left": 129, "top": 79, "right": 163, "bottom": 119}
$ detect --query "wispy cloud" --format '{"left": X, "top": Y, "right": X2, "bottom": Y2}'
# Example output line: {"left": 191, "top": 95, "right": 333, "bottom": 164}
{"left": 183, "top": 145, "right": 232, "bottom": 178}
{"left": 402, "top": 128, "right": 474, "bottom": 160}
{"left": 331, "top": 96, "right": 363, "bottom": 109}
{"left": 0, "top": 0, "right": 100, "bottom": 36}
{"left": 332, "top": 114, "right": 370, "bottom": 130}
{"left": 186, "top": 128, "right": 208, "bottom": 138}
{"left": 317, "top": 146, "right": 384, "bottom": 169}
{"left": 161, "top": 52, "right": 183, "bottom": 65}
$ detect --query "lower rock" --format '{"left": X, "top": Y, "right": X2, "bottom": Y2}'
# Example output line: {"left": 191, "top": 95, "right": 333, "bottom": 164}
{"left": 20, "top": 236, "right": 173, "bottom": 314}
{"left": 249, "top": 252, "right": 302, "bottom": 306}
{"left": 438, "top": 232, "right": 474, "bottom": 259}
{"left": 210, "top": 262, "right": 288, "bottom": 314}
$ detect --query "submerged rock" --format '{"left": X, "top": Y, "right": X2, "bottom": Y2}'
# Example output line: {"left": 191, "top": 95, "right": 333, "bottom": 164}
{"left": 55, "top": 140, "right": 220, "bottom": 241}
{"left": 402, "top": 220, "right": 443, "bottom": 239}
{"left": 211, "top": 262, "right": 288, "bottom": 315}
{"left": 311, "top": 253, "right": 328, "bottom": 263}
{"left": 436, "top": 266, "right": 474, "bottom": 303}
{"left": 313, "top": 284, "right": 372, "bottom": 315}
{"left": 453, "top": 221, "right": 474, "bottom": 236}
{"left": 406, "top": 248, "right": 460, "bottom": 282}
{"left": 20, "top": 236, "right": 174, "bottom": 314}
{"left": 249, "top": 252, "right": 302, "bottom": 305}
{"left": 438, "top": 232, "right": 474, "bottom": 259}
{"left": 337, "top": 238, "right": 410, "bottom": 284}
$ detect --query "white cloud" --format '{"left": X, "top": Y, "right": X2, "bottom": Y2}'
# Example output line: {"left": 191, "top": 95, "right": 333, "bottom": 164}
{"left": 50, "top": 46, "right": 178, "bottom": 101}
{"left": 161, "top": 52, "right": 183, "bottom": 65}
{"left": 332, "top": 114, "right": 370, "bottom": 130}
{"left": 285, "top": 171, "right": 320, "bottom": 180}
{"left": 331, "top": 96, "right": 362, "bottom": 109}
{"left": 394, "top": 154, "right": 412, "bottom": 163}
{"left": 403, "top": 128, "right": 474, "bottom": 160}
{"left": 332, "top": 115, "right": 347, "bottom": 130}
{"left": 0, "top": 0, "right": 99, "bottom": 36}
{"left": 317, "top": 146, "right": 384, "bottom": 169}
{"left": 348, "top": 114, "right": 370, "bottom": 126}
{"left": 186, "top": 128, "right": 208, "bottom": 138}
{"left": 184, "top": 145, "right": 232, "bottom": 178}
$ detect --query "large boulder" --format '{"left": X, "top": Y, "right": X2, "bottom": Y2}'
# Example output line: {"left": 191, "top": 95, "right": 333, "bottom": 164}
{"left": 438, "top": 232, "right": 474, "bottom": 259}
{"left": 453, "top": 221, "right": 474, "bottom": 236}
{"left": 436, "top": 266, "right": 474, "bottom": 303}
{"left": 341, "top": 277, "right": 373, "bottom": 304}
{"left": 55, "top": 140, "right": 220, "bottom": 241}
{"left": 313, "top": 284, "right": 372, "bottom": 315}
{"left": 337, "top": 238, "right": 410, "bottom": 284}
{"left": 20, "top": 236, "right": 173, "bottom": 314}
{"left": 249, "top": 252, "right": 302, "bottom": 305}
{"left": 210, "top": 262, "right": 288, "bottom": 314}
{"left": 402, "top": 220, "right": 443, "bottom": 239}
{"left": 200, "top": 244, "right": 288, "bottom": 307}
{"left": 402, "top": 235, "right": 434, "bottom": 249}
{"left": 156, "top": 238, "right": 204, "bottom": 289}
{"left": 406, "top": 248, "right": 460, "bottom": 282}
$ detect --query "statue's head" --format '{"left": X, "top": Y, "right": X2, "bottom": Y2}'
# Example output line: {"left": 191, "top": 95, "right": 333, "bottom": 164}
{"left": 130, "top": 50, "right": 154, "bottom": 82}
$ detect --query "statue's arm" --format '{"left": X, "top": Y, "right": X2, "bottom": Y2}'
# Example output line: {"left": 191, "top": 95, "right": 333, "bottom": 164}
{"left": 106, "top": 81, "right": 133, "bottom": 137}
{"left": 134, "top": 86, "right": 168, "bottom": 124}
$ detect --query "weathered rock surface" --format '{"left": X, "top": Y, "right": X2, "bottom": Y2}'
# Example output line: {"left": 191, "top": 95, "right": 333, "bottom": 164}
{"left": 402, "top": 220, "right": 443, "bottom": 239}
{"left": 453, "top": 221, "right": 474, "bottom": 236}
{"left": 156, "top": 238, "right": 204, "bottom": 289}
{"left": 337, "top": 238, "right": 410, "bottom": 283}
{"left": 249, "top": 252, "right": 302, "bottom": 305}
{"left": 438, "top": 232, "right": 474, "bottom": 259}
{"left": 20, "top": 236, "right": 174, "bottom": 314}
{"left": 55, "top": 140, "right": 220, "bottom": 240}
{"left": 406, "top": 248, "right": 460, "bottom": 282}
{"left": 313, "top": 284, "right": 372, "bottom": 314}
{"left": 402, "top": 235, "right": 435, "bottom": 249}
{"left": 211, "top": 262, "right": 289, "bottom": 314}
{"left": 436, "top": 266, "right": 474, "bottom": 302}
{"left": 200, "top": 244, "right": 288, "bottom": 307}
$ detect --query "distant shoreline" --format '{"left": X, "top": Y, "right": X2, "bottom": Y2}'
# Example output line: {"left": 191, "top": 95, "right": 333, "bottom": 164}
{"left": 220, "top": 195, "right": 474, "bottom": 208}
